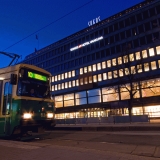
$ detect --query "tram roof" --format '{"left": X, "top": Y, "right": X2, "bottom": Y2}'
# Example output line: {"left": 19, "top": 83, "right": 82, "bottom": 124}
{"left": 0, "top": 63, "right": 51, "bottom": 76}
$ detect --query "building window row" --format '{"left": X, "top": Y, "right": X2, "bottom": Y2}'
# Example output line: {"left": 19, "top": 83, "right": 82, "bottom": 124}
{"left": 54, "top": 77, "right": 160, "bottom": 108}
{"left": 50, "top": 40, "right": 159, "bottom": 73}
{"left": 80, "top": 46, "right": 160, "bottom": 74}
{"left": 52, "top": 59, "right": 160, "bottom": 91}
{"left": 52, "top": 70, "right": 75, "bottom": 82}
{"left": 51, "top": 46, "right": 160, "bottom": 84}
{"left": 70, "top": 29, "right": 160, "bottom": 60}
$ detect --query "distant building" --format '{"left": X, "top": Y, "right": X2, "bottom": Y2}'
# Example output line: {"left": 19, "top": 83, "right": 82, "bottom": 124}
{"left": 23, "top": 0, "right": 160, "bottom": 119}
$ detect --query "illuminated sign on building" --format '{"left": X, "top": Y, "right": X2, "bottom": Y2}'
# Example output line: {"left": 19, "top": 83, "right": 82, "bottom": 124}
{"left": 70, "top": 36, "right": 103, "bottom": 51}
{"left": 88, "top": 16, "right": 100, "bottom": 26}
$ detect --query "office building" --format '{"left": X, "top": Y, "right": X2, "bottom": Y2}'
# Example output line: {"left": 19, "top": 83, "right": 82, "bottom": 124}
{"left": 23, "top": 0, "right": 160, "bottom": 119}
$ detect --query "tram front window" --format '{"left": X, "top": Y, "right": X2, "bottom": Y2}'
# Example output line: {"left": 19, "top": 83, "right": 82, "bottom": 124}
{"left": 17, "top": 79, "right": 50, "bottom": 98}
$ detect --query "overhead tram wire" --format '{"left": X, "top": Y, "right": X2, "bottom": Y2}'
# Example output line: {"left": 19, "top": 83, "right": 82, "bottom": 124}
{"left": 2, "top": 0, "right": 94, "bottom": 52}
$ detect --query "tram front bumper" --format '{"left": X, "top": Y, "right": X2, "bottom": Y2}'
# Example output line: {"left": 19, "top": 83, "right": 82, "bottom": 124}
{"left": 20, "top": 119, "right": 56, "bottom": 128}
{"left": 12, "top": 119, "right": 56, "bottom": 135}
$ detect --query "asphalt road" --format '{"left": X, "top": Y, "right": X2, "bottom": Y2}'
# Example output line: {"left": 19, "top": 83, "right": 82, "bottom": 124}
{"left": 0, "top": 130, "right": 160, "bottom": 160}
{"left": 38, "top": 130, "right": 160, "bottom": 146}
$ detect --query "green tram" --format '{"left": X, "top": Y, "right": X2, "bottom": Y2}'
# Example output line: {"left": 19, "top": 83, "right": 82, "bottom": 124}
{"left": 0, "top": 63, "right": 55, "bottom": 137}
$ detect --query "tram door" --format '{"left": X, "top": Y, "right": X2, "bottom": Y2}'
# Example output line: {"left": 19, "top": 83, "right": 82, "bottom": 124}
{"left": 2, "top": 82, "right": 12, "bottom": 135}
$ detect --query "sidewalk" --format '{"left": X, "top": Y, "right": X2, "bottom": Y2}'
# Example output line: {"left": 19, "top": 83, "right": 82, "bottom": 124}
{"left": 54, "top": 121, "right": 160, "bottom": 131}
{"left": 1, "top": 121, "right": 160, "bottom": 159}
{"left": 0, "top": 139, "right": 159, "bottom": 160}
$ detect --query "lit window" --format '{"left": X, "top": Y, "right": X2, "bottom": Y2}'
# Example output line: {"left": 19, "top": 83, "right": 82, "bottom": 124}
{"left": 151, "top": 61, "right": 157, "bottom": 70}
{"left": 58, "top": 75, "right": 61, "bottom": 81}
{"left": 123, "top": 55, "right": 128, "bottom": 63}
{"left": 61, "top": 73, "right": 64, "bottom": 80}
{"left": 80, "top": 68, "right": 83, "bottom": 75}
{"left": 137, "top": 64, "right": 142, "bottom": 73}
{"left": 68, "top": 71, "right": 71, "bottom": 78}
{"left": 98, "top": 74, "right": 102, "bottom": 81}
{"left": 93, "top": 75, "right": 97, "bottom": 82}
{"left": 55, "top": 85, "right": 57, "bottom": 91}
{"left": 55, "top": 75, "right": 57, "bottom": 81}
{"left": 69, "top": 81, "right": 71, "bottom": 88}
{"left": 107, "top": 60, "right": 111, "bottom": 67}
{"left": 113, "top": 70, "right": 118, "bottom": 78}
{"left": 84, "top": 77, "right": 88, "bottom": 84}
{"left": 64, "top": 94, "right": 74, "bottom": 107}
{"left": 88, "top": 66, "right": 92, "bottom": 72}
{"left": 76, "top": 79, "right": 79, "bottom": 86}
{"left": 125, "top": 68, "right": 129, "bottom": 75}
{"left": 62, "top": 83, "right": 64, "bottom": 89}
{"left": 129, "top": 53, "right": 134, "bottom": 61}
{"left": 52, "top": 76, "right": 54, "bottom": 82}
{"left": 108, "top": 72, "right": 112, "bottom": 79}
{"left": 89, "top": 76, "right": 92, "bottom": 83}
{"left": 72, "top": 80, "right": 75, "bottom": 87}
{"left": 97, "top": 63, "right": 101, "bottom": 70}
{"left": 149, "top": 48, "right": 155, "bottom": 56}
{"left": 135, "top": 52, "right": 141, "bottom": 60}
{"left": 156, "top": 46, "right": 160, "bottom": 55}
{"left": 158, "top": 60, "right": 160, "bottom": 68}
{"left": 72, "top": 70, "right": 75, "bottom": 77}
{"left": 103, "top": 73, "right": 107, "bottom": 80}
{"left": 52, "top": 85, "right": 54, "bottom": 91}
{"left": 65, "top": 82, "right": 68, "bottom": 88}
{"left": 102, "top": 61, "right": 106, "bottom": 69}
{"left": 119, "top": 69, "right": 123, "bottom": 77}
{"left": 112, "top": 58, "right": 116, "bottom": 66}
{"left": 80, "top": 78, "right": 83, "bottom": 85}
{"left": 93, "top": 64, "right": 96, "bottom": 71}
{"left": 131, "top": 66, "right": 136, "bottom": 74}
{"left": 65, "top": 72, "right": 68, "bottom": 79}
{"left": 84, "top": 67, "right": 87, "bottom": 73}
{"left": 58, "top": 84, "right": 61, "bottom": 90}
{"left": 118, "top": 57, "right": 122, "bottom": 64}
{"left": 142, "top": 50, "right": 147, "bottom": 58}
{"left": 144, "top": 63, "right": 149, "bottom": 71}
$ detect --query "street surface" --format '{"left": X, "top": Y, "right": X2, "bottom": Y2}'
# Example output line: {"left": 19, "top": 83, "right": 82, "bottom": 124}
{"left": 0, "top": 130, "right": 160, "bottom": 160}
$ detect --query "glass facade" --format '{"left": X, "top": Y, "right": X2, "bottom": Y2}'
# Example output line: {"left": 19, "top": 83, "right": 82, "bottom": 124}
{"left": 54, "top": 78, "right": 160, "bottom": 107}
{"left": 54, "top": 77, "right": 160, "bottom": 118}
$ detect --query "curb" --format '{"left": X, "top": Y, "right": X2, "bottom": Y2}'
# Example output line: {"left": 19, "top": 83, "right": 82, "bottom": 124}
{"left": 53, "top": 125, "right": 160, "bottom": 132}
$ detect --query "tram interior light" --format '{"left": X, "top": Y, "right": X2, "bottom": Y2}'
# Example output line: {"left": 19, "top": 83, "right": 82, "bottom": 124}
{"left": 23, "top": 113, "right": 32, "bottom": 119}
{"left": 0, "top": 77, "right": 4, "bottom": 80}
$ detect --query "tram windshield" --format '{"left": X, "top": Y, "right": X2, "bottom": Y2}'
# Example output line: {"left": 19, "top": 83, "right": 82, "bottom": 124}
{"left": 17, "top": 68, "right": 50, "bottom": 98}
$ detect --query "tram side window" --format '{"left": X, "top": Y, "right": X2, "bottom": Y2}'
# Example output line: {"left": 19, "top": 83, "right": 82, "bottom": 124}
{"left": 3, "top": 82, "right": 12, "bottom": 115}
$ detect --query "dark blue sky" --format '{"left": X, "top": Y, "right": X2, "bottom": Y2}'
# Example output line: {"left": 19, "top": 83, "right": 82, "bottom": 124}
{"left": 0, "top": 0, "right": 143, "bottom": 68}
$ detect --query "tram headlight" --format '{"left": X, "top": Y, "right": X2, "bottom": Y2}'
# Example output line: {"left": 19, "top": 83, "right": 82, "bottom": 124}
{"left": 47, "top": 113, "right": 53, "bottom": 118}
{"left": 23, "top": 113, "right": 32, "bottom": 119}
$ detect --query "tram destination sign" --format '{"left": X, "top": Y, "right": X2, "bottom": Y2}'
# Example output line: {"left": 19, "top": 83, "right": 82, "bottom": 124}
{"left": 28, "top": 71, "right": 47, "bottom": 82}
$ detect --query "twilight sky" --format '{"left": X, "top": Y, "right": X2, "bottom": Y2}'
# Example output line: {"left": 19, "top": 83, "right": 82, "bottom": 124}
{"left": 0, "top": 0, "right": 143, "bottom": 68}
